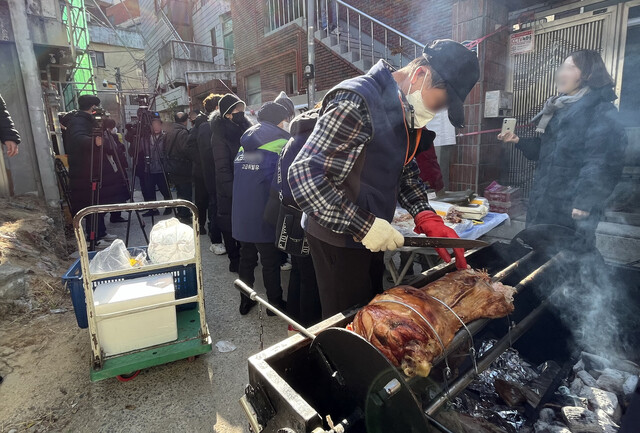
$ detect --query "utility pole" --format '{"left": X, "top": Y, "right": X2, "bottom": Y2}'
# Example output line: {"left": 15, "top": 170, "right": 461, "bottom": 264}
{"left": 306, "top": 0, "right": 316, "bottom": 107}
{"left": 115, "top": 67, "right": 126, "bottom": 127}
{"left": 8, "top": 0, "right": 60, "bottom": 207}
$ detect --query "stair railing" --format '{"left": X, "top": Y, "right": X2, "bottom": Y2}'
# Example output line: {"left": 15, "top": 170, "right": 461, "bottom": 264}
{"left": 315, "top": 0, "right": 424, "bottom": 67}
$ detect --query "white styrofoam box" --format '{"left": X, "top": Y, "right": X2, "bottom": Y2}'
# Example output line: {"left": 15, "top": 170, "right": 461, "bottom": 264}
{"left": 93, "top": 273, "right": 178, "bottom": 356}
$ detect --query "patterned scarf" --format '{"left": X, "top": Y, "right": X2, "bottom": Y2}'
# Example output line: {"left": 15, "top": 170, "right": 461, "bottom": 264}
{"left": 531, "top": 86, "right": 590, "bottom": 133}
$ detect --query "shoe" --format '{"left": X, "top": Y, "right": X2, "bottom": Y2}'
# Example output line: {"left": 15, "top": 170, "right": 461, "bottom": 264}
{"left": 209, "top": 243, "right": 226, "bottom": 255}
{"left": 109, "top": 216, "right": 128, "bottom": 223}
{"left": 280, "top": 261, "right": 292, "bottom": 271}
{"left": 267, "top": 299, "right": 286, "bottom": 317}
{"left": 229, "top": 260, "right": 239, "bottom": 273}
{"left": 163, "top": 208, "right": 172, "bottom": 216}
{"left": 239, "top": 294, "right": 257, "bottom": 315}
{"left": 142, "top": 209, "right": 159, "bottom": 217}
{"left": 99, "top": 233, "right": 117, "bottom": 242}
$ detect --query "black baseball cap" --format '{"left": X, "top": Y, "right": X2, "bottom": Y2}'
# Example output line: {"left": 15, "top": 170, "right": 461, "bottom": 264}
{"left": 423, "top": 40, "right": 479, "bottom": 128}
{"left": 78, "top": 94, "right": 101, "bottom": 111}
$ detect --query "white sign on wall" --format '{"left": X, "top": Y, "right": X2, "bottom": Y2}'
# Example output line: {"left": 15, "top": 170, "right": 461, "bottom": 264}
{"left": 510, "top": 29, "right": 535, "bottom": 55}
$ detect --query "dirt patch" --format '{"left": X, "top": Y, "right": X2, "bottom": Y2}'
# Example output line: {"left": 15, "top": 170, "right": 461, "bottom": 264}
{"left": 0, "top": 195, "right": 73, "bottom": 317}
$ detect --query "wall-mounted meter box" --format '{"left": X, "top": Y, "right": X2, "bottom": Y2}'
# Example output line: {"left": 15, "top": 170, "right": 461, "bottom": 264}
{"left": 484, "top": 90, "right": 513, "bottom": 118}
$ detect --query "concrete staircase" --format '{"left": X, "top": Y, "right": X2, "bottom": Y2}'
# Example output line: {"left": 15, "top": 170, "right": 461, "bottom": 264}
{"left": 308, "top": 0, "right": 423, "bottom": 73}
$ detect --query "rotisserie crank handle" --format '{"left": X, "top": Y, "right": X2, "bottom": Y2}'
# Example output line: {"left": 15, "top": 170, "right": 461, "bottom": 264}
{"left": 233, "top": 279, "right": 316, "bottom": 340}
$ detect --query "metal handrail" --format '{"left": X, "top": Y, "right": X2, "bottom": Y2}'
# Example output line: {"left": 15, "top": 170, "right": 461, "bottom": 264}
{"left": 158, "top": 8, "right": 190, "bottom": 58}
{"left": 333, "top": 0, "right": 423, "bottom": 48}
{"left": 312, "top": 0, "right": 424, "bottom": 68}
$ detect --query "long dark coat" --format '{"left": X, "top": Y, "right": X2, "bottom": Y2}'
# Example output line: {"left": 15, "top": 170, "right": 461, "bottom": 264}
{"left": 517, "top": 86, "right": 627, "bottom": 247}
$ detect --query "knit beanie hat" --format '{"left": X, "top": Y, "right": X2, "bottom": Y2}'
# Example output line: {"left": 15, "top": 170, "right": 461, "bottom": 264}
{"left": 274, "top": 91, "right": 295, "bottom": 118}
{"left": 219, "top": 93, "right": 245, "bottom": 116}
{"left": 257, "top": 101, "right": 289, "bottom": 125}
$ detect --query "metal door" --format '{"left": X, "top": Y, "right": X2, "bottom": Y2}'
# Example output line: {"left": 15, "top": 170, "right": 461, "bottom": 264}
{"left": 507, "top": 5, "right": 619, "bottom": 197}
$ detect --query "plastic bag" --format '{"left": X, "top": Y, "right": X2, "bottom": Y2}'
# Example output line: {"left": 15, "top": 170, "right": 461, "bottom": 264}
{"left": 215, "top": 340, "right": 236, "bottom": 353}
{"left": 147, "top": 218, "right": 195, "bottom": 264}
{"left": 89, "top": 239, "right": 132, "bottom": 274}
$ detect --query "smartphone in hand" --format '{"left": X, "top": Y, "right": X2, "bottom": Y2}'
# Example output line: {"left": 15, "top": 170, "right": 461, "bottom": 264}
{"left": 501, "top": 118, "right": 517, "bottom": 136}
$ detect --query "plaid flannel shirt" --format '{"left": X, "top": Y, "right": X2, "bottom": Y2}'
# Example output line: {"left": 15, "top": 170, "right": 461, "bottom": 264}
{"left": 288, "top": 89, "right": 433, "bottom": 241}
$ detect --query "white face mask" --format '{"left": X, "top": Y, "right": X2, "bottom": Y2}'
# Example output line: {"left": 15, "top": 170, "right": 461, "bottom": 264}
{"left": 406, "top": 69, "right": 436, "bottom": 129}
{"left": 281, "top": 121, "right": 290, "bottom": 132}
{"left": 111, "top": 127, "right": 117, "bottom": 134}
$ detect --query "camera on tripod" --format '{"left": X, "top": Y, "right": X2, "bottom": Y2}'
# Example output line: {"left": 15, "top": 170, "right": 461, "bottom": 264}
{"left": 91, "top": 107, "right": 110, "bottom": 136}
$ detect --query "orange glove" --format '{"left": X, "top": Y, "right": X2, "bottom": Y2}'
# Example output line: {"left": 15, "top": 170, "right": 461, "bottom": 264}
{"left": 414, "top": 211, "right": 468, "bottom": 270}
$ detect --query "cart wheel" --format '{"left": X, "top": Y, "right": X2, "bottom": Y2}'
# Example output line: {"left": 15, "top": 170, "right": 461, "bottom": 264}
{"left": 116, "top": 370, "right": 141, "bottom": 382}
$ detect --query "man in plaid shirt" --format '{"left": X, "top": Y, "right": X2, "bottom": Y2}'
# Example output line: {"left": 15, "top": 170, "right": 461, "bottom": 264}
{"left": 289, "top": 40, "right": 480, "bottom": 318}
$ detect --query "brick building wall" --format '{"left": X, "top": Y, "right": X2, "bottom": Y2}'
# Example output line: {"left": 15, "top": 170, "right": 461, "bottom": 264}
{"left": 346, "top": 0, "right": 453, "bottom": 43}
{"left": 450, "top": 0, "right": 509, "bottom": 192}
{"left": 231, "top": 0, "right": 360, "bottom": 107}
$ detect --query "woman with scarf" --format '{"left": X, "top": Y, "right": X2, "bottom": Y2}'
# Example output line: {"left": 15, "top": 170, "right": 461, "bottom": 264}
{"left": 499, "top": 50, "right": 627, "bottom": 250}
{"left": 211, "top": 94, "right": 252, "bottom": 272}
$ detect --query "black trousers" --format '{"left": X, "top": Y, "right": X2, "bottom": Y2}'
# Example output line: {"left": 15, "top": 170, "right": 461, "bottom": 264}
{"left": 174, "top": 182, "right": 192, "bottom": 220}
{"left": 238, "top": 242, "right": 284, "bottom": 303}
{"left": 222, "top": 230, "right": 241, "bottom": 264}
{"left": 307, "top": 233, "right": 384, "bottom": 319}
{"left": 140, "top": 172, "right": 171, "bottom": 202}
{"left": 206, "top": 191, "right": 222, "bottom": 244}
{"left": 287, "top": 254, "right": 321, "bottom": 327}
{"left": 193, "top": 175, "right": 208, "bottom": 230}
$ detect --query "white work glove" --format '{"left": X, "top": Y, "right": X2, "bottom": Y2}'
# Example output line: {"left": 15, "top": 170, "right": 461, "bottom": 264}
{"left": 361, "top": 218, "right": 404, "bottom": 252}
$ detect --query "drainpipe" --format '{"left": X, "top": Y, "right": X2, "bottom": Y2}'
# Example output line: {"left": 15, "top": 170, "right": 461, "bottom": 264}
{"left": 8, "top": 0, "right": 60, "bottom": 207}
{"left": 183, "top": 70, "right": 236, "bottom": 111}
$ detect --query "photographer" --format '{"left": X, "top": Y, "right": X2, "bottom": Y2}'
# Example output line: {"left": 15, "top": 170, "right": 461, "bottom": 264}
{"left": 102, "top": 118, "right": 129, "bottom": 223}
{"left": 61, "top": 94, "right": 116, "bottom": 242}
{"left": 165, "top": 112, "right": 192, "bottom": 222}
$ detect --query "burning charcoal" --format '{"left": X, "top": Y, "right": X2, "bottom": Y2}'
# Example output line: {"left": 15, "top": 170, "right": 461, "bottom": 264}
{"left": 533, "top": 421, "right": 571, "bottom": 433}
{"left": 615, "top": 359, "right": 640, "bottom": 376}
{"left": 435, "top": 410, "right": 515, "bottom": 433}
{"left": 581, "top": 352, "right": 611, "bottom": 372}
{"left": 622, "top": 374, "right": 638, "bottom": 397}
{"left": 577, "top": 370, "right": 598, "bottom": 387}
{"left": 495, "top": 378, "right": 527, "bottom": 407}
{"left": 594, "top": 409, "right": 619, "bottom": 433}
{"left": 558, "top": 386, "right": 588, "bottom": 408}
{"left": 595, "top": 368, "right": 630, "bottom": 396}
{"left": 580, "top": 386, "right": 621, "bottom": 423}
{"left": 573, "top": 359, "right": 585, "bottom": 373}
{"left": 539, "top": 408, "right": 556, "bottom": 424}
{"left": 561, "top": 406, "right": 602, "bottom": 433}
{"left": 525, "top": 361, "right": 562, "bottom": 408}
{"left": 570, "top": 378, "right": 585, "bottom": 396}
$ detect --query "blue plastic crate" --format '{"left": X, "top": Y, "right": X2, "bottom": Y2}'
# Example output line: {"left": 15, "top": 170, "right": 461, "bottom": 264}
{"left": 62, "top": 247, "right": 198, "bottom": 329}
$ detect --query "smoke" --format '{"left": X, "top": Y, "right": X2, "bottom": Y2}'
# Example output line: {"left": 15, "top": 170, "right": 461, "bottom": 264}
{"left": 542, "top": 251, "right": 640, "bottom": 363}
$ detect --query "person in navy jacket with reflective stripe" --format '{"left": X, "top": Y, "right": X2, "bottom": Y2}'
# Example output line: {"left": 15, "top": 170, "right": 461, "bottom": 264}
{"left": 233, "top": 97, "right": 294, "bottom": 315}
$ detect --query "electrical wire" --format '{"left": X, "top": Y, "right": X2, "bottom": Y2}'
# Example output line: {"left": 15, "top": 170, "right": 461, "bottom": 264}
{"left": 88, "top": 0, "right": 149, "bottom": 86}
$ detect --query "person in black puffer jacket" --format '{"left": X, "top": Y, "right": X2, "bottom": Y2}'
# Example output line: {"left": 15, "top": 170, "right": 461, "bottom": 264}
{"left": 0, "top": 94, "right": 20, "bottom": 157}
{"left": 197, "top": 94, "right": 225, "bottom": 254}
{"left": 210, "top": 94, "right": 252, "bottom": 272}
{"left": 61, "top": 95, "right": 119, "bottom": 242}
{"left": 499, "top": 50, "right": 627, "bottom": 251}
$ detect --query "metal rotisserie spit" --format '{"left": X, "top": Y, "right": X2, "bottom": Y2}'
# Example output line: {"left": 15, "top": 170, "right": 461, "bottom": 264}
{"left": 237, "top": 227, "right": 639, "bottom": 433}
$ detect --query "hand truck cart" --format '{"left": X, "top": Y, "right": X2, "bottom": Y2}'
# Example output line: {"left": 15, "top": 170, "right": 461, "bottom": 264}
{"left": 72, "top": 199, "right": 212, "bottom": 382}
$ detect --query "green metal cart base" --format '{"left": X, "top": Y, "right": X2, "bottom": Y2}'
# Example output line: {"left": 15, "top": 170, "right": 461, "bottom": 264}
{"left": 90, "top": 309, "right": 212, "bottom": 382}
